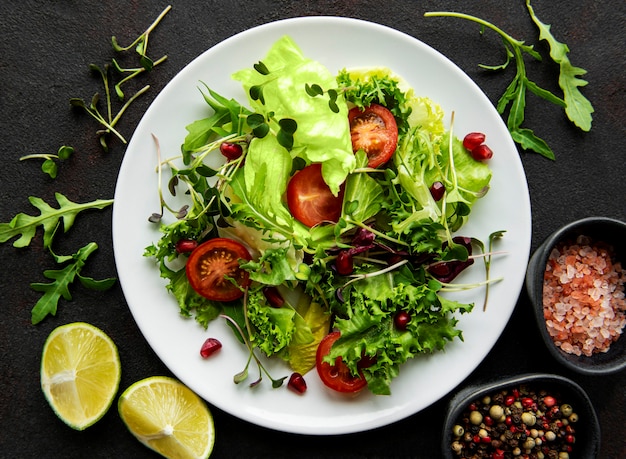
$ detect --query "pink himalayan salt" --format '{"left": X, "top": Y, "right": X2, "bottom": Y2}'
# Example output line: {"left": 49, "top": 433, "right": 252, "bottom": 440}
{"left": 542, "top": 235, "right": 626, "bottom": 356}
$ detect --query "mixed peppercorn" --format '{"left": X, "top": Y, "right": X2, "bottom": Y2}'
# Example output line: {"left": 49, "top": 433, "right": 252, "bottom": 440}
{"left": 451, "top": 385, "right": 578, "bottom": 459}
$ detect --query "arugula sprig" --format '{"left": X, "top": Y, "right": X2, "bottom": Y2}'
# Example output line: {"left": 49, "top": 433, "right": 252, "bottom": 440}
{"left": 30, "top": 242, "right": 116, "bottom": 324}
{"left": 0, "top": 192, "right": 113, "bottom": 249}
{"left": 425, "top": 1, "right": 594, "bottom": 159}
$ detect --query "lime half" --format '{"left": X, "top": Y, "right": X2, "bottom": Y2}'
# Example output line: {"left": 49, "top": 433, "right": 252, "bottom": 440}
{"left": 40, "top": 322, "right": 121, "bottom": 430}
{"left": 118, "top": 376, "right": 215, "bottom": 459}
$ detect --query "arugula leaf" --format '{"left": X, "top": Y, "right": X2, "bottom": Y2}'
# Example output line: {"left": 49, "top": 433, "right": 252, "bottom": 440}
{"left": 425, "top": 5, "right": 594, "bottom": 159}
{"left": 525, "top": 0, "right": 594, "bottom": 131}
{"left": 0, "top": 193, "right": 113, "bottom": 248}
{"left": 30, "top": 242, "right": 116, "bottom": 324}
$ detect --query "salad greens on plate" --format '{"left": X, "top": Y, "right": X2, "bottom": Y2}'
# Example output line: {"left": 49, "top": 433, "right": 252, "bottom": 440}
{"left": 144, "top": 35, "right": 500, "bottom": 395}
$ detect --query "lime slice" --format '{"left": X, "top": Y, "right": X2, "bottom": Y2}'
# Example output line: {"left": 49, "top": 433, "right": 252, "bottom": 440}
{"left": 40, "top": 322, "right": 121, "bottom": 430}
{"left": 118, "top": 376, "right": 215, "bottom": 459}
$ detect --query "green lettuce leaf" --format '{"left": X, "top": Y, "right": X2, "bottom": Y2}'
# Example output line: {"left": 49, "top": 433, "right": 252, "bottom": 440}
{"left": 232, "top": 35, "right": 355, "bottom": 195}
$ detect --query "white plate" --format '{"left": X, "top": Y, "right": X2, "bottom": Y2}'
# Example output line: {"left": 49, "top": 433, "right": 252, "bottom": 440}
{"left": 112, "top": 16, "right": 531, "bottom": 435}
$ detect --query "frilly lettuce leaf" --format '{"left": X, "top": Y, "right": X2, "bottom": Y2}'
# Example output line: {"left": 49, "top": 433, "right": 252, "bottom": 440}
{"left": 327, "top": 267, "right": 472, "bottom": 395}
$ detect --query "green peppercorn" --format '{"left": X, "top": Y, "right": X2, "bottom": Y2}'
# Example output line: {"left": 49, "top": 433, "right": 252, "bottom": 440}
{"left": 469, "top": 410, "right": 483, "bottom": 425}
{"left": 545, "top": 431, "right": 556, "bottom": 442}
{"left": 569, "top": 412, "right": 579, "bottom": 423}
{"left": 521, "top": 412, "right": 536, "bottom": 426}
{"left": 489, "top": 404, "right": 505, "bottom": 420}
{"left": 560, "top": 404, "right": 573, "bottom": 417}
{"left": 452, "top": 424, "right": 464, "bottom": 437}
{"left": 522, "top": 438, "right": 536, "bottom": 450}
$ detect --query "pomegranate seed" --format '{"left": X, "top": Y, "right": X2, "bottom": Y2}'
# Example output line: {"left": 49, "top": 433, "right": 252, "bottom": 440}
{"left": 429, "top": 181, "right": 445, "bottom": 201}
{"left": 470, "top": 144, "right": 493, "bottom": 161}
{"left": 463, "top": 132, "right": 486, "bottom": 151}
{"left": 263, "top": 286, "right": 284, "bottom": 308}
{"left": 394, "top": 311, "right": 411, "bottom": 330}
{"left": 287, "top": 372, "right": 307, "bottom": 394}
{"left": 335, "top": 250, "right": 354, "bottom": 275}
{"left": 200, "top": 338, "right": 222, "bottom": 358}
{"left": 220, "top": 141, "right": 243, "bottom": 160}
{"left": 175, "top": 239, "right": 198, "bottom": 254}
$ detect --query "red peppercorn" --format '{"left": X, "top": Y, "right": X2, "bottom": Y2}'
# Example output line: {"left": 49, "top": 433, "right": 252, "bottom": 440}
{"left": 512, "top": 389, "right": 520, "bottom": 398}
{"left": 484, "top": 416, "right": 494, "bottom": 426}
{"left": 481, "top": 436, "right": 491, "bottom": 443}
{"left": 288, "top": 372, "right": 307, "bottom": 394}
{"left": 505, "top": 416, "right": 513, "bottom": 426}
{"left": 505, "top": 395, "right": 516, "bottom": 406}
{"left": 200, "top": 337, "right": 222, "bottom": 358}
{"left": 492, "top": 450, "right": 505, "bottom": 459}
{"left": 522, "top": 397, "right": 534, "bottom": 408}
{"left": 543, "top": 395, "right": 556, "bottom": 407}
{"left": 566, "top": 434, "right": 575, "bottom": 444}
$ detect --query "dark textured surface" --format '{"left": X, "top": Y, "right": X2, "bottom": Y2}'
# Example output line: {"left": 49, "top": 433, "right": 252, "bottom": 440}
{"left": 1, "top": 1, "right": 625, "bottom": 457}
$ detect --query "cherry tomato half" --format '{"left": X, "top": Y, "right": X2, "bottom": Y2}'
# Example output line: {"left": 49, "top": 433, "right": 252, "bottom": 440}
{"left": 316, "top": 331, "right": 368, "bottom": 394}
{"left": 286, "top": 163, "right": 344, "bottom": 228}
{"left": 348, "top": 103, "right": 398, "bottom": 168}
{"left": 185, "top": 237, "right": 252, "bottom": 302}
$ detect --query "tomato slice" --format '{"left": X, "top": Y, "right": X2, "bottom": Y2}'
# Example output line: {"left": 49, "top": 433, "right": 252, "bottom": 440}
{"left": 348, "top": 103, "right": 398, "bottom": 168}
{"left": 316, "top": 331, "right": 367, "bottom": 394}
{"left": 286, "top": 164, "right": 344, "bottom": 228}
{"left": 185, "top": 237, "right": 252, "bottom": 302}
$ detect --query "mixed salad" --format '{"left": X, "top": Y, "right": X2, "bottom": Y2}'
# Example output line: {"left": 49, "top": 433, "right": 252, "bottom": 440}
{"left": 145, "top": 35, "right": 501, "bottom": 396}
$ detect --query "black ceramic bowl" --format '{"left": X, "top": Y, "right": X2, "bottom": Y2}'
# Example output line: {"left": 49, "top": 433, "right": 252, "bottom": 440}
{"left": 441, "top": 373, "right": 600, "bottom": 459}
{"left": 525, "top": 217, "right": 626, "bottom": 376}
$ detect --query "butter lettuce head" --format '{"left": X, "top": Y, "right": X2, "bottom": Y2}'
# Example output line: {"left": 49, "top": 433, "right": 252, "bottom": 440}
{"left": 232, "top": 35, "right": 355, "bottom": 195}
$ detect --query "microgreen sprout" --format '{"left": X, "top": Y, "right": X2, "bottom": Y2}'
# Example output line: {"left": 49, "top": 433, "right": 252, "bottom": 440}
{"left": 111, "top": 4, "right": 171, "bottom": 72}
{"left": 472, "top": 230, "right": 506, "bottom": 311}
{"left": 305, "top": 83, "right": 340, "bottom": 113}
{"left": 19, "top": 145, "right": 74, "bottom": 179}
{"left": 218, "top": 312, "right": 287, "bottom": 388}
{"left": 71, "top": 5, "right": 171, "bottom": 151}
